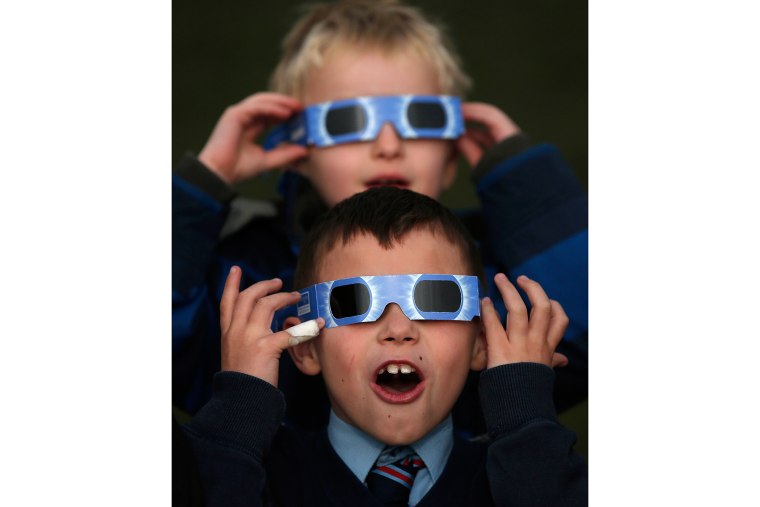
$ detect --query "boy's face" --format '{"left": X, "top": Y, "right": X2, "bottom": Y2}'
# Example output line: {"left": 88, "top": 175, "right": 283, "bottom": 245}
{"left": 290, "top": 230, "right": 486, "bottom": 445}
{"left": 294, "top": 47, "right": 458, "bottom": 208}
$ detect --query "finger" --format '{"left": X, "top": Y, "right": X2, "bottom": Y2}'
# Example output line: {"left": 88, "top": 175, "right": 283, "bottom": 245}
{"left": 258, "top": 144, "right": 309, "bottom": 168}
{"left": 480, "top": 297, "right": 509, "bottom": 366}
{"left": 237, "top": 92, "right": 303, "bottom": 111}
{"left": 229, "top": 278, "right": 284, "bottom": 331}
{"left": 551, "top": 352, "right": 569, "bottom": 368}
{"left": 515, "top": 275, "right": 552, "bottom": 341}
{"left": 461, "top": 102, "right": 520, "bottom": 141}
{"left": 546, "top": 299, "right": 570, "bottom": 350}
{"left": 235, "top": 95, "right": 302, "bottom": 120}
{"left": 461, "top": 102, "right": 499, "bottom": 121}
{"left": 236, "top": 103, "right": 298, "bottom": 135}
{"left": 286, "top": 318, "right": 326, "bottom": 346}
{"left": 255, "top": 318, "right": 326, "bottom": 361}
{"left": 456, "top": 134, "right": 482, "bottom": 167}
{"left": 494, "top": 273, "right": 528, "bottom": 338}
{"left": 466, "top": 128, "right": 495, "bottom": 149}
{"left": 220, "top": 266, "right": 242, "bottom": 333}
{"left": 249, "top": 291, "right": 303, "bottom": 330}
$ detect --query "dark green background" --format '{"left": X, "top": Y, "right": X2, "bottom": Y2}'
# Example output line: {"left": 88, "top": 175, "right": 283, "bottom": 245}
{"left": 173, "top": 0, "right": 587, "bottom": 458}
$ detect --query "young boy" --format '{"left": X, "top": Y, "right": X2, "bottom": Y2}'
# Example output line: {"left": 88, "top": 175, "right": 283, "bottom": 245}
{"left": 183, "top": 187, "right": 587, "bottom": 506}
{"left": 173, "top": 0, "right": 588, "bottom": 424}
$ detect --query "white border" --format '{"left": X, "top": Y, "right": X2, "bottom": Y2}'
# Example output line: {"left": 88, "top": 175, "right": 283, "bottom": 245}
{"left": 2, "top": 1, "right": 170, "bottom": 504}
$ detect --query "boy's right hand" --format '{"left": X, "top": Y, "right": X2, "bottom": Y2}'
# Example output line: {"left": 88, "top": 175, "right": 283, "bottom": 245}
{"left": 220, "top": 266, "right": 321, "bottom": 386}
{"left": 198, "top": 93, "right": 309, "bottom": 185}
{"left": 480, "top": 273, "right": 569, "bottom": 369}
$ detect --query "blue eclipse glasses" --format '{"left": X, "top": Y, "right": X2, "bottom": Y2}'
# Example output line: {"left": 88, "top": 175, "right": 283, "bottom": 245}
{"left": 296, "top": 274, "right": 480, "bottom": 329}
{"left": 264, "top": 95, "right": 464, "bottom": 149}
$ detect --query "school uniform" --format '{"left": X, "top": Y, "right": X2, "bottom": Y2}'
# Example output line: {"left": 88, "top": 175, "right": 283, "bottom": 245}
{"left": 183, "top": 362, "right": 587, "bottom": 506}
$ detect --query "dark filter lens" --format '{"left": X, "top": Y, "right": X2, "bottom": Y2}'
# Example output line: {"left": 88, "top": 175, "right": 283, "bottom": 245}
{"left": 406, "top": 102, "right": 447, "bottom": 129}
{"left": 325, "top": 105, "right": 368, "bottom": 137}
{"left": 330, "top": 283, "right": 371, "bottom": 319}
{"left": 413, "top": 280, "right": 462, "bottom": 312}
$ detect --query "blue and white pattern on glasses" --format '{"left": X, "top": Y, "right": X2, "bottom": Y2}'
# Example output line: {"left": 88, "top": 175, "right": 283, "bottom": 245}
{"left": 264, "top": 95, "right": 464, "bottom": 149}
{"left": 296, "top": 274, "right": 480, "bottom": 329}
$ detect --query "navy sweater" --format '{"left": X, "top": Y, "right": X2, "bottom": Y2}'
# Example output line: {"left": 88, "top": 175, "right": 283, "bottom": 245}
{"left": 184, "top": 363, "right": 587, "bottom": 507}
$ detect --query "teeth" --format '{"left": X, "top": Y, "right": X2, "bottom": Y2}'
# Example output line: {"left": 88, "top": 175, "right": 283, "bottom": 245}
{"left": 379, "top": 364, "right": 417, "bottom": 375}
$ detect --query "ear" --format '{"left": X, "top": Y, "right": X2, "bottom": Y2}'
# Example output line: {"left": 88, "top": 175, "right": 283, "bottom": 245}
{"left": 469, "top": 322, "right": 488, "bottom": 371}
{"left": 284, "top": 316, "right": 322, "bottom": 375}
{"left": 440, "top": 146, "right": 458, "bottom": 191}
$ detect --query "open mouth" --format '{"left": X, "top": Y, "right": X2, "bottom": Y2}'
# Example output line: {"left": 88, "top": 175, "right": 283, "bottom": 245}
{"left": 365, "top": 177, "right": 409, "bottom": 188}
{"left": 371, "top": 361, "right": 425, "bottom": 403}
{"left": 376, "top": 363, "right": 422, "bottom": 393}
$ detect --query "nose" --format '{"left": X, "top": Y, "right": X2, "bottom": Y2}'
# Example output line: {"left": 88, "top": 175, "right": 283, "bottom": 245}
{"left": 376, "top": 303, "right": 418, "bottom": 344}
{"left": 370, "top": 122, "right": 403, "bottom": 160}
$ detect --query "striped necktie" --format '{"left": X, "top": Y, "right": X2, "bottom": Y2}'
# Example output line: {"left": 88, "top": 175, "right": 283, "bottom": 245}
{"left": 366, "top": 446, "right": 426, "bottom": 507}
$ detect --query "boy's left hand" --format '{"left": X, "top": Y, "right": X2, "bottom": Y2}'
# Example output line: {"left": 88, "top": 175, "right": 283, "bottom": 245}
{"left": 457, "top": 102, "right": 521, "bottom": 168}
{"left": 219, "top": 267, "right": 323, "bottom": 386}
{"left": 480, "top": 273, "right": 569, "bottom": 369}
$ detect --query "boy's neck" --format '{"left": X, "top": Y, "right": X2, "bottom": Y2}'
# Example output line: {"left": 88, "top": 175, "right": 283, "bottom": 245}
{"left": 326, "top": 410, "right": 454, "bottom": 485}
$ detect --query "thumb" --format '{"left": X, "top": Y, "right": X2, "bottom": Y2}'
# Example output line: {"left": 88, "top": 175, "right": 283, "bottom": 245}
{"left": 551, "top": 352, "right": 569, "bottom": 368}
{"left": 456, "top": 134, "right": 482, "bottom": 169}
{"left": 259, "top": 144, "right": 309, "bottom": 170}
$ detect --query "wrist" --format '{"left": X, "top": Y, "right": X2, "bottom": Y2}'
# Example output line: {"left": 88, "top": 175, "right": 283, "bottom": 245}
{"left": 488, "top": 356, "right": 553, "bottom": 369}
{"left": 174, "top": 152, "right": 238, "bottom": 205}
{"left": 471, "top": 132, "right": 532, "bottom": 183}
{"left": 198, "top": 152, "right": 234, "bottom": 184}
{"left": 479, "top": 363, "right": 556, "bottom": 436}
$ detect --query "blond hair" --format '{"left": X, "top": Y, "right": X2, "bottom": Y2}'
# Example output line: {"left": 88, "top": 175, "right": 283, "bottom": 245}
{"left": 269, "top": 0, "right": 471, "bottom": 100}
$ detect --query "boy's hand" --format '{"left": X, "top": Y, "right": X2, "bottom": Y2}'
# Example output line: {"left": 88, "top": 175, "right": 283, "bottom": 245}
{"left": 219, "top": 266, "right": 323, "bottom": 386}
{"left": 456, "top": 102, "right": 521, "bottom": 168}
{"left": 480, "top": 273, "right": 569, "bottom": 369}
{"left": 198, "top": 93, "right": 309, "bottom": 185}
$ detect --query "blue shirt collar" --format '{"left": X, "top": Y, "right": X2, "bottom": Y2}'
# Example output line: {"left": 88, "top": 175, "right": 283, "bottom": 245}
{"left": 327, "top": 410, "right": 453, "bottom": 485}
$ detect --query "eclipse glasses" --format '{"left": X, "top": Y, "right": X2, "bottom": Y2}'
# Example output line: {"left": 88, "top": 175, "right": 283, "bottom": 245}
{"left": 264, "top": 95, "right": 464, "bottom": 149}
{"left": 296, "top": 274, "right": 480, "bottom": 329}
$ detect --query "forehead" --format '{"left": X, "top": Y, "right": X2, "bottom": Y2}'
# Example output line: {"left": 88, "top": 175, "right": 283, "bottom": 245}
{"left": 316, "top": 229, "right": 469, "bottom": 284}
{"left": 301, "top": 45, "right": 441, "bottom": 105}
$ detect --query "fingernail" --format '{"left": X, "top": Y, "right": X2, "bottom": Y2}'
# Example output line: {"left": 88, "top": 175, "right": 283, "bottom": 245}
{"left": 518, "top": 274, "right": 530, "bottom": 281}
{"left": 494, "top": 273, "right": 506, "bottom": 282}
{"left": 230, "top": 266, "right": 238, "bottom": 274}
{"left": 481, "top": 297, "right": 491, "bottom": 305}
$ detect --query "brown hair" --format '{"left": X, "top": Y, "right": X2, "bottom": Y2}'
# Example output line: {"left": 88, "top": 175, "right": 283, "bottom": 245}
{"left": 294, "top": 186, "right": 484, "bottom": 288}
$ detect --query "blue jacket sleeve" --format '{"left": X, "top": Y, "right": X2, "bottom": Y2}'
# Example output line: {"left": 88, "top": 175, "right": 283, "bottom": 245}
{"left": 472, "top": 135, "right": 588, "bottom": 410}
{"left": 173, "top": 153, "right": 300, "bottom": 415}
{"left": 173, "top": 154, "right": 236, "bottom": 413}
